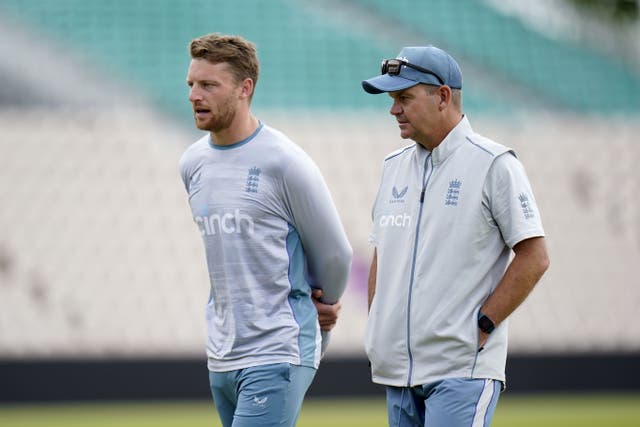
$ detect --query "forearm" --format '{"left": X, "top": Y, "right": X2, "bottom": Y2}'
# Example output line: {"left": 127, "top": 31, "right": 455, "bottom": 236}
{"left": 284, "top": 164, "right": 352, "bottom": 304}
{"left": 368, "top": 249, "right": 377, "bottom": 311}
{"left": 480, "top": 237, "right": 549, "bottom": 325}
{"left": 315, "top": 244, "right": 352, "bottom": 304}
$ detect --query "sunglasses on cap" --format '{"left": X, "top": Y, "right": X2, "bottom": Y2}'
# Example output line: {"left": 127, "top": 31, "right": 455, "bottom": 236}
{"left": 381, "top": 58, "right": 445, "bottom": 86}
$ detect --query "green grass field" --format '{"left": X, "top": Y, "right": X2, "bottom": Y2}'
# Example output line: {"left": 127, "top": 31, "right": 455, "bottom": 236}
{"left": 1, "top": 394, "right": 639, "bottom": 427}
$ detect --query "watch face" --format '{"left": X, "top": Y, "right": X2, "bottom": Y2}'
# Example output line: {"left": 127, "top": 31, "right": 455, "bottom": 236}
{"left": 478, "top": 315, "right": 495, "bottom": 334}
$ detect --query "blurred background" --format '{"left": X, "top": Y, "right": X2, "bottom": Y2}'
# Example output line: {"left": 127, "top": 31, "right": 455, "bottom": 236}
{"left": 1, "top": 0, "right": 639, "bottom": 410}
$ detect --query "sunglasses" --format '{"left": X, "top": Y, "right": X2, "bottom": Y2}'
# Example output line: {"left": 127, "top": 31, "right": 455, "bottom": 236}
{"left": 381, "top": 58, "right": 445, "bottom": 86}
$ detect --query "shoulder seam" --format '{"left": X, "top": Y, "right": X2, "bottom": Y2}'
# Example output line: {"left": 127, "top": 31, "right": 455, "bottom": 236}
{"left": 465, "top": 136, "right": 497, "bottom": 157}
{"left": 384, "top": 145, "right": 415, "bottom": 162}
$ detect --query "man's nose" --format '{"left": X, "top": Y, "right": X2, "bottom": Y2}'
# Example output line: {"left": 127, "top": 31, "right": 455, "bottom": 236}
{"left": 189, "top": 87, "right": 202, "bottom": 102}
{"left": 389, "top": 100, "right": 402, "bottom": 116}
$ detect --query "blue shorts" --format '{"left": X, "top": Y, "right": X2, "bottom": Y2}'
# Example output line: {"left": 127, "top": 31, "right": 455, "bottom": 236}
{"left": 386, "top": 378, "right": 501, "bottom": 427}
{"left": 209, "top": 363, "right": 316, "bottom": 427}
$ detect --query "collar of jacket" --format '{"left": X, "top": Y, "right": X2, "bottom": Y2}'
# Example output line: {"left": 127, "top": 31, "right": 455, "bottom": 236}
{"left": 430, "top": 115, "right": 473, "bottom": 165}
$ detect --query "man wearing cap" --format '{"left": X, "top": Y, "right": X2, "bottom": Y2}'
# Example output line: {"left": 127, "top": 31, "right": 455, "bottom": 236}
{"left": 362, "top": 46, "right": 550, "bottom": 426}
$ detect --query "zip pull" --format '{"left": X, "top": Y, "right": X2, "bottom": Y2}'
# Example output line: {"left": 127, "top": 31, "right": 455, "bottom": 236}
{"left": 420, "top": 188, "right": 425, "bottom": 203}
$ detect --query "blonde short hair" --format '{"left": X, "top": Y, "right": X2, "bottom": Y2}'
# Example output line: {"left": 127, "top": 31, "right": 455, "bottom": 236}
{"left": 189, "top": 33, "right": 259, "bottom": 91}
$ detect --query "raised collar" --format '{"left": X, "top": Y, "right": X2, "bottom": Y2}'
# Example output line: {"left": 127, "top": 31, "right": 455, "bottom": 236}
{"left": 431, "top": 115, "right": 473, "bottom": 165}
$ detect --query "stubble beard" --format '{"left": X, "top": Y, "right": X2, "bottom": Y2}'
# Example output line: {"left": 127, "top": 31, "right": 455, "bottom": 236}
{"left": 195, "top": 100, "right": 237, "bottom": 133}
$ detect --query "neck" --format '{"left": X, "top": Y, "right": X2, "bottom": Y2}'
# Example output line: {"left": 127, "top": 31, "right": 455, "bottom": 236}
{"left": 211, "top": 112, "right": 259, "bottom": 147}
{"left": 418, "top": 112, "right": 463, "bottom": 151}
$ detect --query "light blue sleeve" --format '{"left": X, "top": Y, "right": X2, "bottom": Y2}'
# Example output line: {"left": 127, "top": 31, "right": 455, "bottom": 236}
{"left": 281, "top": 152, "right": 352, "bottom": 305}
{"left": 178, "top": 146, "right": 194, "bottom": 194}
{"left": 178, "top": 137, "right": 208, "bottom": 194}
{"left": 484, "top": 152, "right": 545, "bottom": 248}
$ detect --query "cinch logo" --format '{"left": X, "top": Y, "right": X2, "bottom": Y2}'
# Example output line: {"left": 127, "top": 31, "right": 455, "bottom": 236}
{"left": 390, "top": 185, "right": 408, "bottom": 204}
{"left": 379, "top": 213, "right": 411, "bottom": 228}
{"left": 194, "top": 209, "right": 255, "bottom": 236}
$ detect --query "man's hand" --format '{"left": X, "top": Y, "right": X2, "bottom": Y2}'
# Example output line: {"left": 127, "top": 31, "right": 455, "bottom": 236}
{"left": 478, "top": 330, "right": 490, "bottom": 352}
{"left": 312, "top": 289, "right": 341, "bottom": 331}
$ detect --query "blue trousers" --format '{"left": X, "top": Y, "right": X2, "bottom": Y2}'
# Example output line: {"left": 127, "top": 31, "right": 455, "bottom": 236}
{"left": 209, "top": 363, "right": 316, "bottom": 427}
{"left": 386, "top": 378, "right": 501, "bottom": 427}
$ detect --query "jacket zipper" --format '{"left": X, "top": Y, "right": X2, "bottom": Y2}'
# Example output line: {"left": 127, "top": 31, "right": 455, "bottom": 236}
{"left": 406, "top": 153, "right": 433, "bottom": 386}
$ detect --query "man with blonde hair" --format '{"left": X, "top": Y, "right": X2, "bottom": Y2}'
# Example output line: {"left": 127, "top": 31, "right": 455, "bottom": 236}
{"left": 179, "top": 33, "right": 352, "bottom": 427}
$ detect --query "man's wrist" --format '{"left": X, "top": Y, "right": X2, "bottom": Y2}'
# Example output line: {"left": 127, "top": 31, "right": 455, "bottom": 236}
{"left": 478, "top": 312, "right": 496, "bottom": 334}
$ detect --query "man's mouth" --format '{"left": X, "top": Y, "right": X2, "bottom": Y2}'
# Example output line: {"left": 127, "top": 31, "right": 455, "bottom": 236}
{"left": 194, "top": 106, "right": 211, "bottom": 116}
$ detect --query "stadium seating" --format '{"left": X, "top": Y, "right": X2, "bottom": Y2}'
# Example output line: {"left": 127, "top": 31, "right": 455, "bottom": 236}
{"left": 352, "top": 0, "right": 640, "bottom": 113}
{"left": 0, "top": 0, "right": 511, "bottom": 117}
{"left": 0, "top": 1, "right": 639, "bottom": 359}
{"left": 1, "top": 108, "right": 639, "bottom": 356}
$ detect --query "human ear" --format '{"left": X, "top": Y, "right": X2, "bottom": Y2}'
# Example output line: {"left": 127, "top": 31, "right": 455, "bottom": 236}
{"left": 438, "top": 86, "right": 452, "bottom": 110}
{"left": 240, "top": 78, "right": 254, "bottom": 99}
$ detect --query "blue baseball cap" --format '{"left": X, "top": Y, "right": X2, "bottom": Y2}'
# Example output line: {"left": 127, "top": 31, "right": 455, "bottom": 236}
{"left": 362, "top": 46, "right": 462, "bottom": 94}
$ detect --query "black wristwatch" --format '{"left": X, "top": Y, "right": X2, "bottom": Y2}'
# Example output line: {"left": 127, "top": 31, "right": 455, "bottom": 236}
{"left": 478, "top": 313, "right": 495, "bottom": 334}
